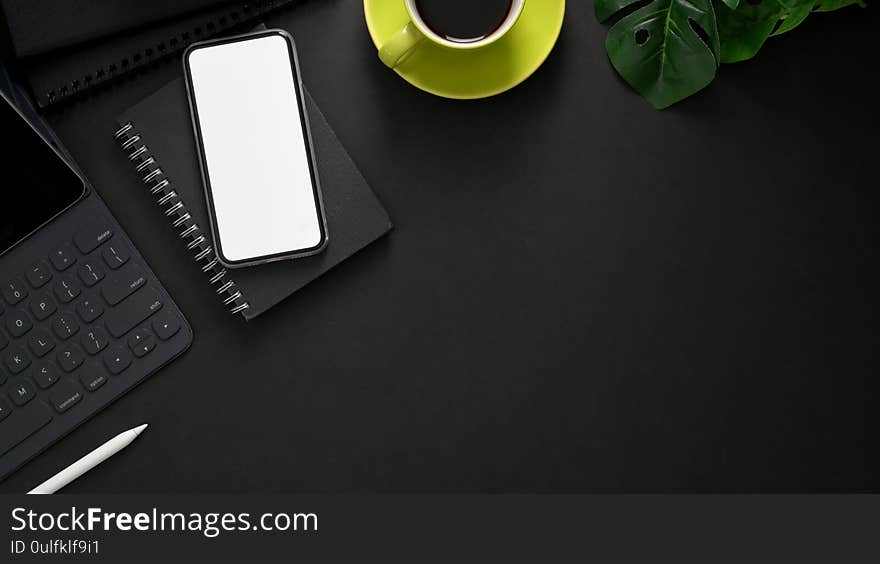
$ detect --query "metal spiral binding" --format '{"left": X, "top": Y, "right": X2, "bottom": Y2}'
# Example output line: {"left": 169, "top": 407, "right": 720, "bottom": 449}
{"left": 113, "top": 121, "right": 251, "bottom": 317}
{"left": 38, "top": 0, "right": 300, "bottom": 109}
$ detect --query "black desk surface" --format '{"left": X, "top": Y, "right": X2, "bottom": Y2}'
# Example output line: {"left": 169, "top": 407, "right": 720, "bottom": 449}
{"left": 2, "top": 3, "right": 877, "bottom": 493}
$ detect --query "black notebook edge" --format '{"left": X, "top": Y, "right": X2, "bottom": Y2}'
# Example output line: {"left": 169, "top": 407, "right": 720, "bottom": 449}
{"left": 16, "top": 0, "right": 299, "bottom": 109}
{"left": 112, "top": 80, "right": 392, "bottom": 321}
{"left": 3, "top": 0, "right": 235, "bottom": 56}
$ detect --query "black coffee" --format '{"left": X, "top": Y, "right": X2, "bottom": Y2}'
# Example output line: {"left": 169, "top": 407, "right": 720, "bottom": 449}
{"left": 414, "top": 0, "right": 514, "bottom": 43}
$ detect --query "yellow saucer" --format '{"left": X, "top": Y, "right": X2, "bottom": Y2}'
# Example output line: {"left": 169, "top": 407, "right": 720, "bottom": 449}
{"left": 363, "top": 0, "right": 566, "bottom": 99}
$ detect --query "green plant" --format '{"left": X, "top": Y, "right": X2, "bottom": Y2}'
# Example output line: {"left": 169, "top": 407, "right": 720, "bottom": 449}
{"left": 595, "top": 0, "right": 866, "bottom": 109}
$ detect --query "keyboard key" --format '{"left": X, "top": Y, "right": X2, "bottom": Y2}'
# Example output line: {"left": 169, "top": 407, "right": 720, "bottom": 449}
{"left": 102, "top": 265, "right": 147, "bottom": 305}
{"left": 26, "top": 262, "right": 53, "bottom": 288}
{"left": 52, "top": 313, "right": 80, "bottom": 340}
{"left": 8, "top": 378, "right": 36, "bottom": 406}
{"left": 5, "top": 309, "right": 32, "bottom": 337}
{"left": 103, "top": 346, "right": 132, "bottom": 375}
{"left": 127, "top": 328, "right": 153, "bottom": 347}
{"left": 74, "top": 220, "right": 114, "bottom": 254}
{"left": 132, "top": 338, "right": 155, "bottom": 358}
{"left": 3, "top": 346, "right": 31, "bottom": 374}
{"left": 76, "top": 298, "right": 104, "bottom": 324}
{"left": 0, "top": 400, "right": 52, "bottom": 456}
{"left": 0, "top": 369, "right": 6, "bottom": 386}
{"left": 105, "top": 288, "right": 163, "bottom": 338}
{"left": 128, "top": 328, "right": 151, "bottom": 347}
{"left": 102, "top": 242, "right": 130, "bottom": 269}
{"left": 77, "top": 261, "right": 105, "bottom": 287}
{"left": 56, "top": 345, "right": 85, "bottom": 372}
{"left": 3, "top": 278, "right": 28, "bottom": 304}
{"left": 53, "top": 277, "right": 81, "bottom": 304}
{"left": 29, "top": 293, "right": 57, "bottom": 321}
{"left": 49, "top": 244, "right": 77, "bottom": 271}
{"left": 28, "top": 330, "right": 56, "bottom": 358}
{"left": 79, "top": 366, "right": 107, "bottom": 392}
{"left": 81, "top": 327, "right": 109, "bottom": 355}
{"left": 0, "top": 398, "right": 10, "bottom": 422}
{"left": 31, "top": 360, "right": 60, "bottom": 389}
{"left": 128, "top": 329, "right": 156, "bottom": 358}
{"left": 152, "top": 311, "right": 181, "bottom": 340}
{"left": 0, "top": 330, "right": 7, "bottom": 350}
{"left": 49, "top": 380, "right": 83, "bottom": 413}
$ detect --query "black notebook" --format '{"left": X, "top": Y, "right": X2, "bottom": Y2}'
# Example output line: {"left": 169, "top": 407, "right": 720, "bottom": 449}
{"left": 112, "top": 78, "right": 392, "bottom": 321}
{"left": 1, "top": 0, "right": 301, "bottom": 108}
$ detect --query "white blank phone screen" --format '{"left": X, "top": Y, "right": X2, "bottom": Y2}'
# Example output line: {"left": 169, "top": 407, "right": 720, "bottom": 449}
{"left": 187, "top": 34, "right": 322, "bottom": 263}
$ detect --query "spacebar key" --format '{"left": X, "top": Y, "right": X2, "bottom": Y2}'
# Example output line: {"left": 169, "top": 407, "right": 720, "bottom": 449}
{"left": 0, "top": 401, "right": 53, "bottom": 457}
{"left": 105, "top": 287, "right": 163, "bottom": 338}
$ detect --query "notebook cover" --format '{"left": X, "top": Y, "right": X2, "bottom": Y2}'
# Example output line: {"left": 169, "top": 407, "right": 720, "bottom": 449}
{"left": 115, "top": 78, "right": 392, "bottom": 320}
{"left": 8, "top": 0, "right": 298, "bottom": 108}
{"left": 1, "top": 0, "right": 232, "bottom": 56}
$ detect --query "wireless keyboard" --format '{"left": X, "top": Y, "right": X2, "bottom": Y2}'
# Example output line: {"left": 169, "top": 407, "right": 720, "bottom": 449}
{"left": 0, "top": 194, "right": 192, "bottom": 481}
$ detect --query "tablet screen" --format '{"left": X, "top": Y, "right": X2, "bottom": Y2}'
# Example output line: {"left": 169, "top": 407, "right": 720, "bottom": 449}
{"left": 1, "top": 94, "right": 86, "bottom": 255}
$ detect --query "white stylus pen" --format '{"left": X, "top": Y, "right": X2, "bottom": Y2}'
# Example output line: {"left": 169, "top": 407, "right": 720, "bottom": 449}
{"left": 28, "top": 424, "right": 148, "bottom": 494}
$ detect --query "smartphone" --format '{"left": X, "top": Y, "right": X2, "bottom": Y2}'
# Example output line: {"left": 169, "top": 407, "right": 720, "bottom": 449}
{"left": 183, "top": 30, "right": 327, "bottom": 268}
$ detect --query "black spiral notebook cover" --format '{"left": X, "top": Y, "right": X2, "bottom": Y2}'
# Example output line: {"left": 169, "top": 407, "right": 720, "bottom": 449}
{"left": 2, "top": 0, "right": 300, "bottom": 108}
{"left": 112, "top": 78, "right": 392, "bottom": 320}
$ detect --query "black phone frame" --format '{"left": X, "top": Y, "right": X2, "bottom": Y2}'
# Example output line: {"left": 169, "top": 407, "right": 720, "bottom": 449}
{"left": 182, "top": 29, "right": 328, "bottom": 269}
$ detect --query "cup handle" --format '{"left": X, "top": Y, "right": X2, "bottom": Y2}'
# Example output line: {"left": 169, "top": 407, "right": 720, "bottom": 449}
{"left": 378, "top": 21, "right": 426, "bottom": 69}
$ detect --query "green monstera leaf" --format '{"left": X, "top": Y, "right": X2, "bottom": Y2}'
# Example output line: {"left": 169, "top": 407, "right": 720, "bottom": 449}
{"left": 814, "top": 0, "right": 865, "bottom": 11}
{"left": 772, "top": 0, "right": 817, "bottom": 36}
{"left": 716, "top": 0, "right": 785, "bottom": 63}
{"left": 596, "top": 0, "right": 721, "bottom": 109}
{"left": 595, "top": 0, "right": 866, "bottom": 108}
{"left": 725, "top": 0, "right": 863, "bottom": 47}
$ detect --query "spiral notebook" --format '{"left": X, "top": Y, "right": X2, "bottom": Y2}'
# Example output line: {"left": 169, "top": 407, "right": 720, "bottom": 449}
{"left": 1, "top": 0, "right": 301, "bottom": 108}
{"left": 112, "top": 77, "right": 392, "bottom": 320}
